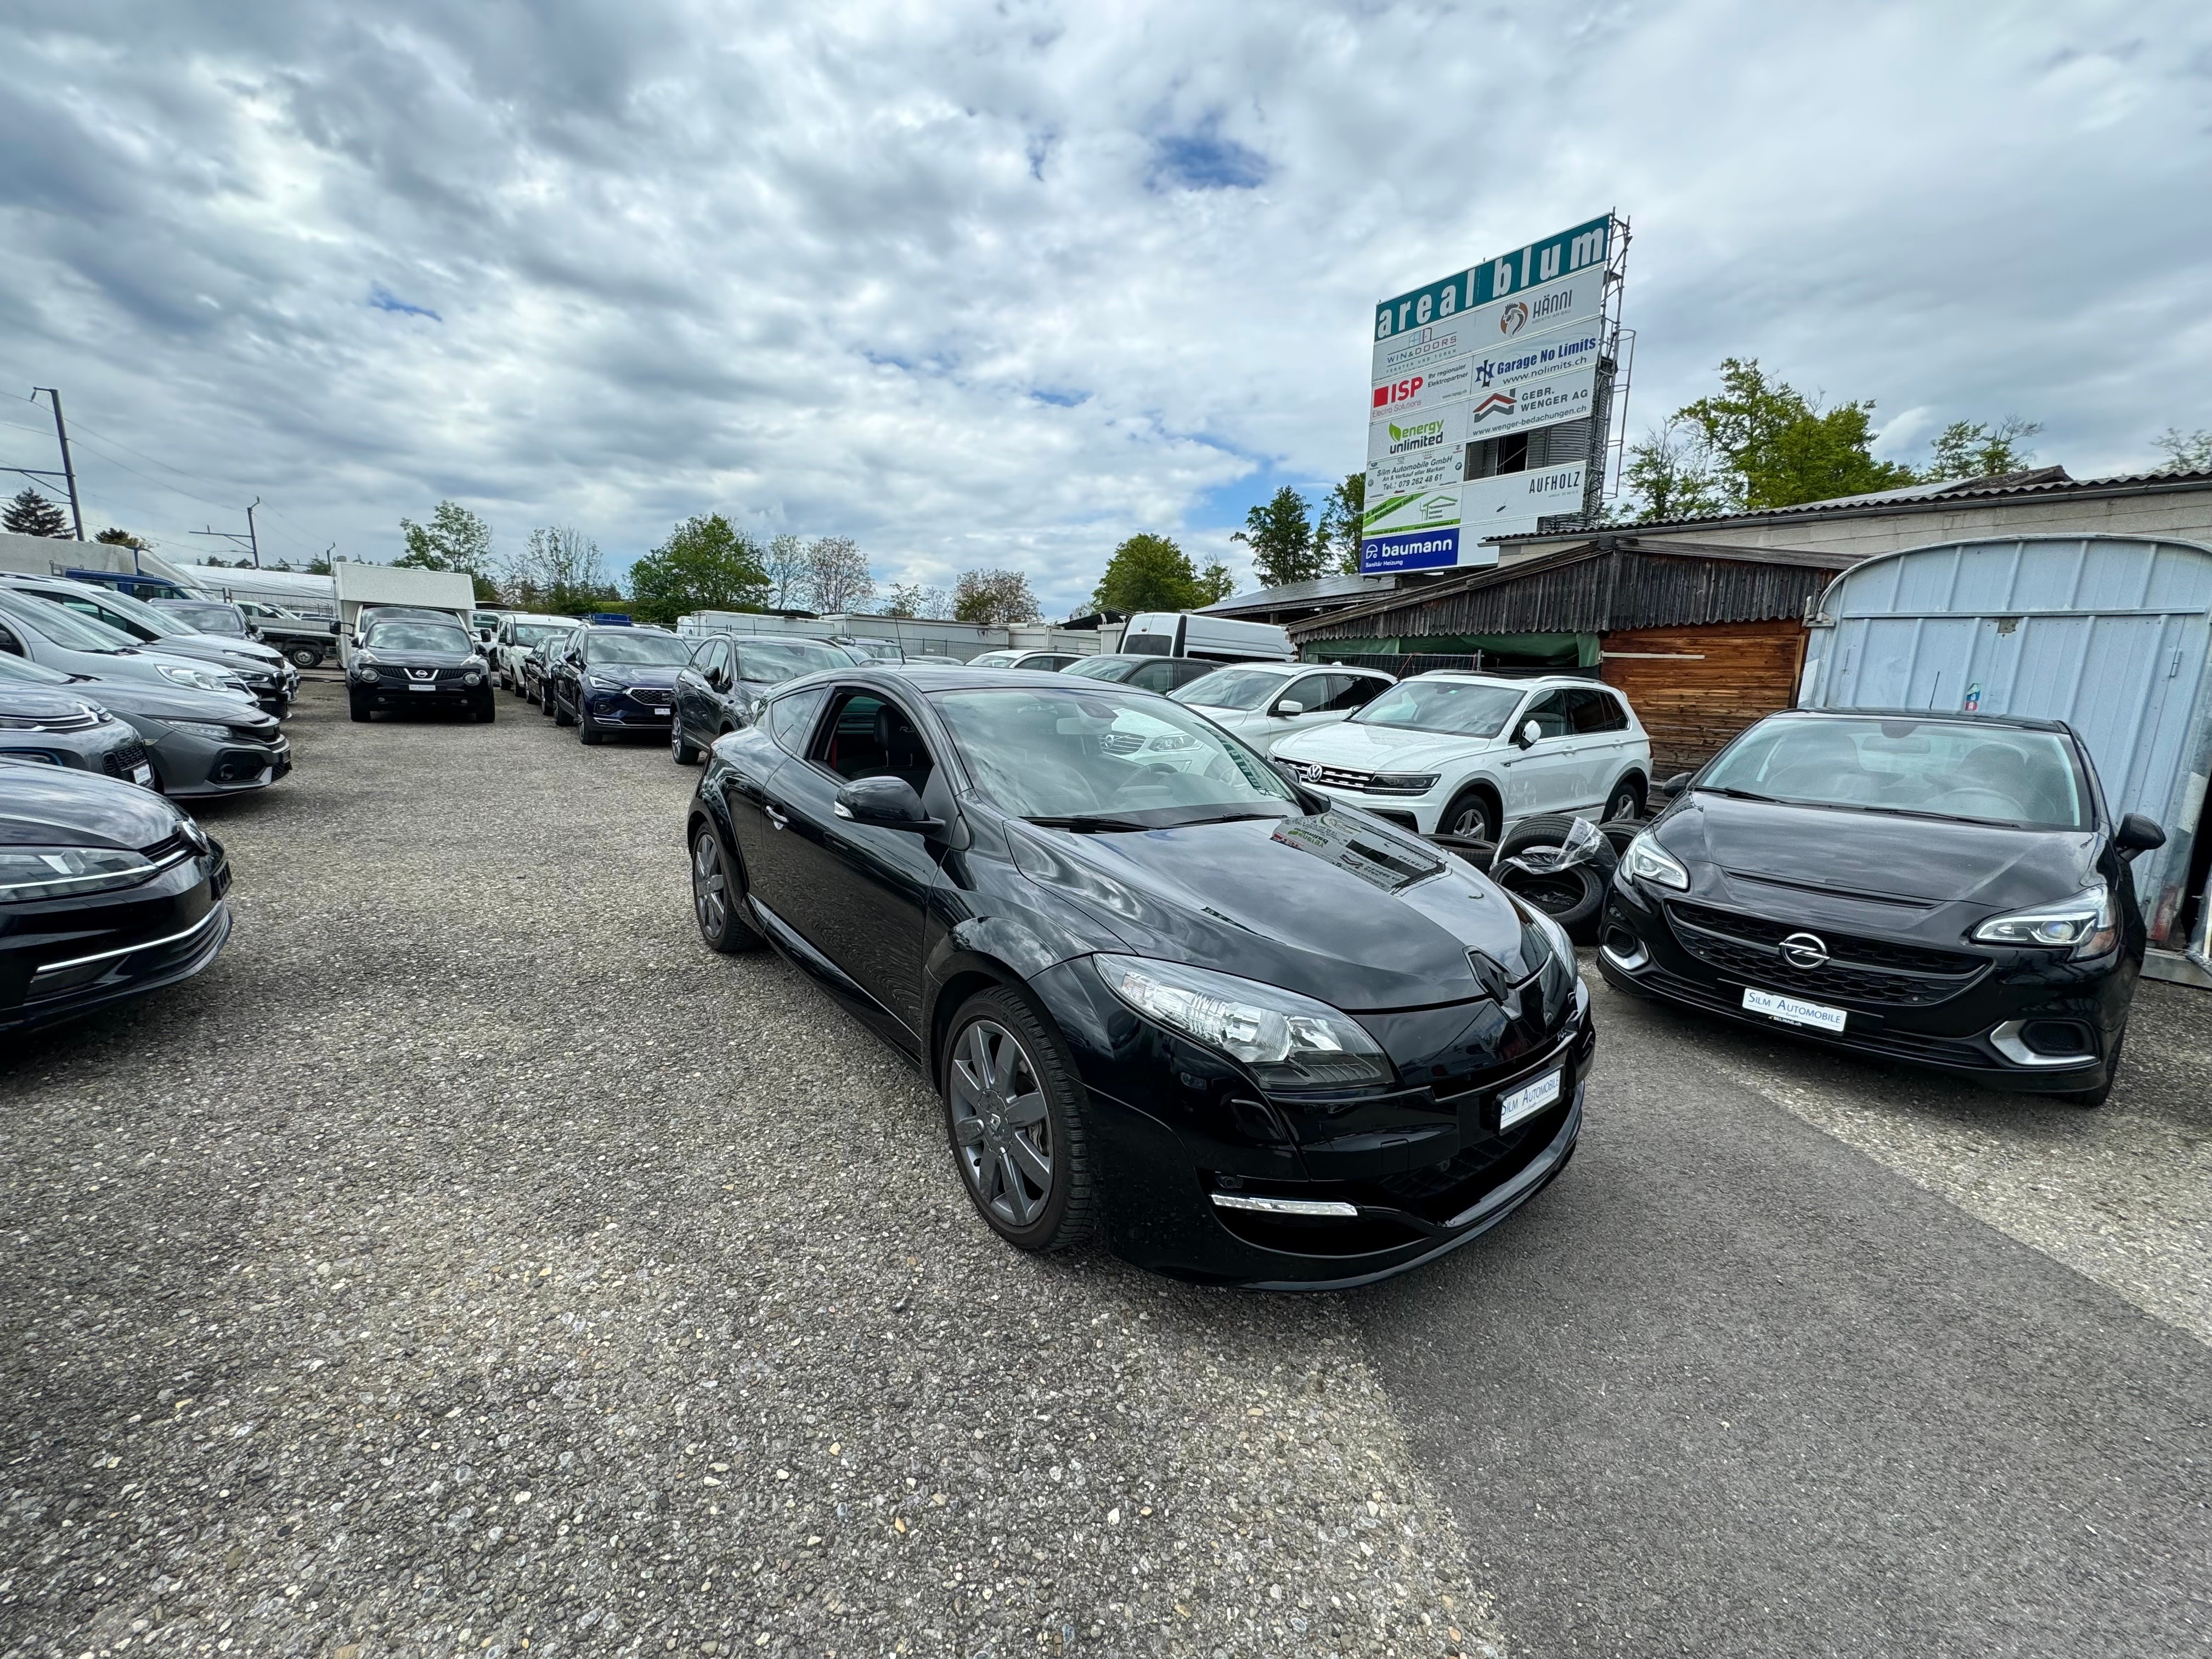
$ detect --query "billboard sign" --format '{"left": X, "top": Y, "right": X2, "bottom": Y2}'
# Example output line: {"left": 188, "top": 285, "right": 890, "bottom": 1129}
{"left": 1372, "top": 215, "right": 1611, "bottom": 342}
{"left": 1459, "top": 363, "right": 1598, "bottom": 443}
{"left": 1368, "top": 442, "right": 1466, "bottom": 496}
{"left": 1362, "top": 526, "right": 1471, "bottom": 573}
{"left": 1372, "top": 270, "right": 1605, "bottom": 381}
{"left": 1459, "top": 462, "right": 1588, "bottom": 535}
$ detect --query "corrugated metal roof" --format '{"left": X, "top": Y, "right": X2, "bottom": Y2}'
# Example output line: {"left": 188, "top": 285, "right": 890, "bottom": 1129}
{"left": 1495, "top": 466, "right": 2212, "bottom": 541}
{"left": 1198, "top": 572, "right": 1414, "bottom": 616}
{"left": 1289, "top": 538, "right": 1846, "bottom": 641}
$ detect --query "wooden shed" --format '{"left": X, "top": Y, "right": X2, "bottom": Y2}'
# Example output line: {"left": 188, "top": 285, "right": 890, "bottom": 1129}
{"left": 1289, "top": 537, "right": 1857, "bottom": 772}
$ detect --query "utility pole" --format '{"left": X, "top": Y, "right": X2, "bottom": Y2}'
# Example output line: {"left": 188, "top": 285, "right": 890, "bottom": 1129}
{"left": 191, "top": 498, "right": 262, "bottom": 568}
{"left": 31, "top": 388, "right": 84, "bottom": 540}
{"left": 7, "top": 387, "right": 85, "bottom": 539}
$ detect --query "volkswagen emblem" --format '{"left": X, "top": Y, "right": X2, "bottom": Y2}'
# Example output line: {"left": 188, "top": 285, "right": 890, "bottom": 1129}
{"left": 1299, "top": 764, "right": 1323, "bottom": 783}
{"left": 1779, "top": 932, "right": 1829, "bottom": 970}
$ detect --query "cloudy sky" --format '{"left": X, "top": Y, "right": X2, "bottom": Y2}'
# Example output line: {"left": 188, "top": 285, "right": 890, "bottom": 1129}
{"left": 2, "top": 0, "right": 2208, "bottom": 614}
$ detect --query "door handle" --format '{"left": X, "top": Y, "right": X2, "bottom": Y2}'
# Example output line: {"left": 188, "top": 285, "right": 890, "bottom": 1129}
{"left": 764, "top": 804, "right": 788, "bottom": 831}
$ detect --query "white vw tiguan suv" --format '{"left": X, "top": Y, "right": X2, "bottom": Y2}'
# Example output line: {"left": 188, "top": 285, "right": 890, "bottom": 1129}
{"left": 1269, "top": 672, "right": 1651, "bottom": 843}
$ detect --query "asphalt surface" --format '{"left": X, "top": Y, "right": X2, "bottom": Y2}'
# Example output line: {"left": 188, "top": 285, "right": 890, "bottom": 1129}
{"left": 3, "top": 675, "right": 2207, "bottom": 1659}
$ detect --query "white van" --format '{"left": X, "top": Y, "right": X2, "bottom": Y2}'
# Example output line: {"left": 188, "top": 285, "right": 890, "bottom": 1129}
{"left": 1120, "top": 611, "right": 1293, "bottom": 663}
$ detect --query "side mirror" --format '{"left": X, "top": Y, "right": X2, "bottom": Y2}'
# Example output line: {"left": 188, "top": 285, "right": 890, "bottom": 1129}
{"left": 1515, "top": 719, "right": 1542, "bottom": 749}
{"left": 834, "top": 776, "right": 940, "bottom": 832}
{"left": 1657, "top": 771, "right": 1694, "bottom": 798}
{"left": 1272, "top": 698, "right": 1308, "bottom": 717}
{"left": 2116, "top": 813, "right": 2165, "bottom": 858}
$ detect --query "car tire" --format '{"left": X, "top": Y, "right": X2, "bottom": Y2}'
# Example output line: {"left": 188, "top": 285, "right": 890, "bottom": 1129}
{"left": 1492, "top": 814, "right": 1619, "bottom": 944}
{"left": 553, "top": 687, "right": 574, "bottom": 727}
{"left": 672, "top": 723, "right": 701, "bottom": 765}
{"left": 1601, "top": 776, "right": 1645, "bottom": 824}
{"left": 287, "top": 644, "right": 324, "bottom": 670}
{"left": 941, "top": 986, "right": 1096, "bottom": 1254}
{"left": 691, "top": 823, "right": 764, "bottom": 954}
{"left": 2059, "top": 1025, "right": 2125, "bottom": 1108}
{"left": 476, "top": 694, "right": 496, "bottom": 724}
{"left": 348, "top": 698, "right": 371, "bottom": 723}
{"left": 577, "top": 702, "right": 603, "bottom": 744}
{"left": 1438, "top": 785, "right": 1499, "bottom": 844}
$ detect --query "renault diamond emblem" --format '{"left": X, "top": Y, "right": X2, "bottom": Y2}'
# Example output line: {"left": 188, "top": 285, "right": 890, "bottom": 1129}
{"left": 1779, "top": 932, "right": 1829, "bottom": 970}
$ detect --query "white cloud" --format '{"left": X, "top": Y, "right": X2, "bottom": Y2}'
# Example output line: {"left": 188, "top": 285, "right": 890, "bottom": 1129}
{"left": 1, "top": 0, "right": 2207, "bottom": 612}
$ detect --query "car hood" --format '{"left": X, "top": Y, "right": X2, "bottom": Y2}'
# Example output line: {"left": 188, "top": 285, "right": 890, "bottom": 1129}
{"left": 1655, "top": 793, "right": 2100, "bottom": 910}
{"left": 586, "top": 664, "right": 679, "bottom": 689}
{"left": 0, "top": 687, "right": 103, "bottom": 721}
{"left": 0, "top": 765, "right": 185, "bottom": 850}
{"left": 47, "top": 674, "right": 264, "bottom": 725}
{"left": 361, "top": 649, "right": 480, "bottom": 669}
{"left": 1271, "top": 721, "right": 1496, "bottom": 771}
{"left": 168, "top": 631, "right": 285, "bottom": 668}
{"left": 1006, "top": 809, "right": 1547, "bottom": 1011}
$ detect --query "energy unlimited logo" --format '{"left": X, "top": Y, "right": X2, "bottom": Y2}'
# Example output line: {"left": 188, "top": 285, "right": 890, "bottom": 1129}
{"left": 1385, "top": 419, "right": 1447, "bottom": 454}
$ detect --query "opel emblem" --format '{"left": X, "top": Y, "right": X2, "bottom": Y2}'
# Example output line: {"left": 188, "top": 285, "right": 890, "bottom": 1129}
{"left": 1779, "top": 932, "right": 1829, "bottom": 970}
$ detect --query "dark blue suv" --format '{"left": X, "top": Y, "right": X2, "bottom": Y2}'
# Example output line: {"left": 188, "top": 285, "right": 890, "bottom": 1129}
{"left": 547, "top": 626, "right": 694, "bottom": 744}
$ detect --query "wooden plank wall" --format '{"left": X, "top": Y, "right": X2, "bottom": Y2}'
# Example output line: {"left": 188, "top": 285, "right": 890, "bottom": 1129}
{"left": 1601, "top": 620, "right": 1809, "bottom": 773}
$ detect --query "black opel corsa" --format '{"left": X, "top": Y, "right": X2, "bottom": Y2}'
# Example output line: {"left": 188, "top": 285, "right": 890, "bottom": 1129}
{"left": 1600, "top": 709, "right": 2163, "bottom": 1107}
{"left": 685, "top": 667, "right": 1592, "bottom": 1288}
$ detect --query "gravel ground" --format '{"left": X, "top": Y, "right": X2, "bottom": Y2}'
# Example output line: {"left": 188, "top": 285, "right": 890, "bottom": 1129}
{"left": 0, "top": 679, "right": 1506, "bottom": 1659}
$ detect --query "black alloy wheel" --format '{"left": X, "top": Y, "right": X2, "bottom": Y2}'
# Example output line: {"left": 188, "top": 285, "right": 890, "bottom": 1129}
{"left": 552, "top": 685, "right": 574, "bottom": 726}
{"left": 1602, "top": 777, "right": 1644, "bottom": 823}
{"left": 1441, "top": 786, "right": 1499, "bottom": 844}
{"left": 348, "top": 697, "right": 371, "bottom": 724}
{"left": 672, "top": 720, "right": 701, "bottom": 765}
{"left": 473, "top": 693, "right": 496, "bottom": 724}
{"left": 942, "top": 988, "right": 1093, "bottom": 1251}
{"left": 577, "top": 698, "right": 603, "bottom": 744}
{"left": 691, "top": 827, "right": 763, "bottom": 953}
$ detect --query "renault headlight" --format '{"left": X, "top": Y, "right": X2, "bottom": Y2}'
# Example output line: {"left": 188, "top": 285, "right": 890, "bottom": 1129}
{"left": 163, "top": 720, "right": 236, "bottom": 742}
{"left": 1622, "top": 830, "right": 1690, "bottom": 891}
{"left": 156, "top": 664, "right": 230, "bottom": 694}
{"left": 0, "top": 845, "right": 157, "bottom": 903}
{"left": 1973, "top": 884, "right": 2117, "bottom": 957}
{"left": 1095, "top": 954, "right": 1392, "bottom": 1091}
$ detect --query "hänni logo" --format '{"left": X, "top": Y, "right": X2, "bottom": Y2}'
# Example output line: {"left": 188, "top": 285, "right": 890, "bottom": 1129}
{"left": 1498, "top": 302, "right": 1529, "bottom": 337}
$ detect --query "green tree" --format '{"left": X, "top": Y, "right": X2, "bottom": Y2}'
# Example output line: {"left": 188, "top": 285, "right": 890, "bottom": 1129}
{"left": 953, "top": 568, "right": 1040, "bottom": 625}
{"left": 1092, "top": 533, "right": 1204, "bottom": 613}
{"left": 95, "top": 526, "right": 151, "bottom": 551}
{"left": 3, "top": 487, "right": 69, "bottom": 537}
{"left": 398, "top": 500, "right": 495, "bottom": 601}
{"left": 804, "top": 535, "right": 874, "bottom": 614}
{"left": 879, "top": 582, "right": 951, "bottom": 619}
{"left": 1615, "top": 418, "right": 1729, "bottom": 522}
{"left": 1923, "top": 417, "right": 2041, "bottom": 482}
{"left": 1194, "top": 561, "right": 1234, "bottom": 604}
{"left": 626, "top": 513, "right": 769, "bottom": 628}
{"left": 2152, "top": 428, "right": 2212, "bottom": 476}
{"left": 306, "top": 554, "right": 334, "bottom": 575}
{"left": 1314, "top": 473, "right": 1366, "bottom": 575}
{"left": 1232, "top": 486, "right": 1322, "bottom": 587}
{"left": 1671, "top": 358, "right": 1915, "bottom": 511}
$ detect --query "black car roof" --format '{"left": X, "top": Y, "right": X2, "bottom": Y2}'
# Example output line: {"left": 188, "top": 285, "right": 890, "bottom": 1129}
{"left": 1775, "top": 707, "right": 2075, "bottom": 735}
{"left": 815, "top": 665, "right": 1143, "bottom": 695}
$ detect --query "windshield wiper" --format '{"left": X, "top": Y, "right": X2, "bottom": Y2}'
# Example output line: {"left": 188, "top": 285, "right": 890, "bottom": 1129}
{"left": 1024, "top": 814, "right": 1157, "bottom": 833}
{"left": 1697, "top": 785, "right": 1780, "bottom": 803}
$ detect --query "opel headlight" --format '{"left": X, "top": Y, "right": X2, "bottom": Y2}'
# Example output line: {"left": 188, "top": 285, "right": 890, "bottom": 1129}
{"left": 1973, "top": 884, "right": 2117, "bottom": 957}
{"left": 1622, "top": 830, "right": 1690, "bottom": 891}
{"left": 0, "top": 844, "right": 157, "bottom": 903}
{"left": 1096, "top": 954, "right": 1392, "bottom": 1091}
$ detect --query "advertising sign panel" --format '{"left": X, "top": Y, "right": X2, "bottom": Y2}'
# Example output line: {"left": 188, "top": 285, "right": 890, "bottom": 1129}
{"left": 1367, "top": 442, "right": 1466, "bottom": 496}
{"left": 1459, "top": 362, "right": 1598, "bottom": 444}
{"left": 1372, "top": 270, "right": 1605, "bottom": 382}
{"left": 1373, "top": 215, "right": 1611, "bottom": 343}
{"left": 1362, "top": 526, "right": 1472, "bottom": 573}
{"left": 1459, "top": 461, "right": 1588, "bottom": 536}
{"left": 1359, "top": 462, "right": 1589, "bottom": 572}
{"left": 1362, "top": 483, "right": 1463, "bottom": 540}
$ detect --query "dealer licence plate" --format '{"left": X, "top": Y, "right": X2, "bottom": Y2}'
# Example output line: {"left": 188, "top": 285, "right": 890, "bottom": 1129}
{"left": 131, "top": 763, "right": 154, "bottom": 787}
{"left": 408, "top": 682, "right": 436, "bottom": 691}
{"left": 1742, "top": 986, "right": 1848, "bottom": 1032}
{"left": 1499, "top": 1068, "right": 1561, "bottom": 1130}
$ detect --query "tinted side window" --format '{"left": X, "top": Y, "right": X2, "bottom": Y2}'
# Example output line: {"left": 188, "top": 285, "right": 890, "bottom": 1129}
{"left": 1169, "top": 660, "right": 1218, "bottom": 689}
{"left": 1277, "top": 674, "right": 1331, "bottom": 712}
{"left": 766, "top": 686, "right": 828, "bottom": 755}
{"left": 1523, "top": 691, "right": 1574, "bottom": 739}
{"left": 1127, "top": 660, "right": 1181, "bottom": 693}
{"left": 1578, "top": 689, "right": 1629, "bottom": 733}
{"left": 1322, "top": 674, "right": 1387, "bottom": 713}
{"left": 810, "top": 690, "right": 935, "bottom": 787}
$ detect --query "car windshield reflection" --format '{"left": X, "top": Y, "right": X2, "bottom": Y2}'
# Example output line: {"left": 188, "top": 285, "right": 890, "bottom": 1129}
{"left": 1701, "top": 715, "right": 2089, "bottom": 830}
{"left": 930, "top": 688, "right": 1297, "bottom": 830}
{"left": 1350, "top": 679, "right": 1522, "bottom": 737}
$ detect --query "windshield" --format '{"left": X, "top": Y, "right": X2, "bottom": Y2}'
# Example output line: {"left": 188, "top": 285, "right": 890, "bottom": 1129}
{"left": 930, "top": 687, "right": 1296, "bottom": 828}
{"left": 584, "top": 631, "right": 692, "bottom": 666}
{"left": 0, "top": 592, "right": 136, "bottom": 652}
{"left": 1701, "top": 715, "right": 2089, "bottom": 830}
{"left": 0, "top": 652, "right": 74, "bottom": 685}
{"left": 363, "top": 623, "right": 472, "bottom": 653}
{"left": 1352, "top": 678, "right": 1523, "bottom": 737}
{"left": 1060, "top": 656, "right": 1136, "bottom": 681}
{"left": 47, "top": 585, "right": 181, "bottom": 637}
{"left": 738, "top": 639, "right": 851, "bottom": 681}
{"left": 968, "top": 651, "right": 1018, "bottom": 668}
{"left": 1172, "top": 667, "right": 1291, "bottom": 712}
{"left": 160, "top": 602, "right": 249, "bottom": 636}
{"left": 512, "top": 624, "right": 572, "bottom": 648}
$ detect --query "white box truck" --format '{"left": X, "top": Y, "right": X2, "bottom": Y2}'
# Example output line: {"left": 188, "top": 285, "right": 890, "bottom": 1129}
{"left": 332, "top": 562, "right": 479, "bottom": 665}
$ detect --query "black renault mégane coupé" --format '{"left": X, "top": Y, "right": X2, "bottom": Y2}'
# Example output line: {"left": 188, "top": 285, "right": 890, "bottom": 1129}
{"left": 1599, "top": 709, "right": 2163, "bottom": 1106}
{"left": 686, "top": 666, "right": 1592, "bottom": 1288}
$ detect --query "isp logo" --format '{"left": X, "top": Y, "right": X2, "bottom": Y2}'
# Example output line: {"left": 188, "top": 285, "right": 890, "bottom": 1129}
{"left": 1372, "top": 376, "right": 1424, "bottom": 410}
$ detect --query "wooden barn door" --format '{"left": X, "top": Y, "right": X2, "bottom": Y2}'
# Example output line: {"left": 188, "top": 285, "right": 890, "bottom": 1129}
{"left": 1600, "top": 620, "right": 1808, "bottom": 774}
